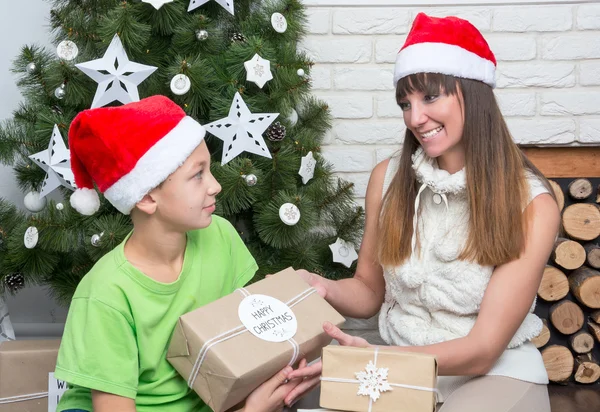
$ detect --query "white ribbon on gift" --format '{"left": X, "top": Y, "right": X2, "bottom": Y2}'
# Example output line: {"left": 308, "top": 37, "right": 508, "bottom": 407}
{"left": 320, "top": 347, "right": 439, "bottom": 412}
{"left": 0, "top": 391, "right": 48, "bottom": 405}
{"left": 187, "top": 286, "right": 318, "bottom": 388}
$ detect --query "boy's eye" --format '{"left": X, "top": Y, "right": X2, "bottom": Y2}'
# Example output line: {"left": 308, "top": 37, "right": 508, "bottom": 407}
{"left": 398, "top": 102, "right": 410, "bottom": 111}
{"left": 195, "top": 170, "right": 203, "bottom": 179}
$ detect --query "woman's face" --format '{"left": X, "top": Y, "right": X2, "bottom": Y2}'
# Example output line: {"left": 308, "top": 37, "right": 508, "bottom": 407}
{"left": 398, "top": 88, "right": 465, "bottom": 160}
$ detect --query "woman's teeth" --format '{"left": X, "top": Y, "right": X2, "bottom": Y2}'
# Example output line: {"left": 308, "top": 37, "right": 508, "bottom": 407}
{"left": 421, "top": 126, "right": 443, "bottom": 139}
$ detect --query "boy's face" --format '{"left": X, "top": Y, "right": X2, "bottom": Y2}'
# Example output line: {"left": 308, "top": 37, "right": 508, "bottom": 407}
{"left": 146, "top": 141, "right": 221, "bottom": 231}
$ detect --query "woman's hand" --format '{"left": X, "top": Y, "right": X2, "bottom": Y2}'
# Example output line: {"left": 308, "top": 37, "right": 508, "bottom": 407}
{"left": 283, "top": 322, "right": 371, "bottom": 407}
{"left": 243, "top": 360, "right": 307, "bottom": 412}
{"left": 295, "top": 269, "right": 331, "bottom": 299}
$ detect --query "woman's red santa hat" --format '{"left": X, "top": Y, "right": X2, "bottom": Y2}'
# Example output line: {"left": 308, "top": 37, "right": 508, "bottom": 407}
{"left": 69, "top": 95, "right": 206, "bottom": 215}
{"left": 394, "top": 13, "right": 497, "bottom": 88}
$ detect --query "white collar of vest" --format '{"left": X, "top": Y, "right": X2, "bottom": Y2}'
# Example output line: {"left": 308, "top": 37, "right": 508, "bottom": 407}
{"left": 411, "top": 147, "right": 466, "bottom": 195}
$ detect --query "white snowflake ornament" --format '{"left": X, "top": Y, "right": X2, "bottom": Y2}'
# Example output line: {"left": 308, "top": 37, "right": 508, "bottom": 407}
{"left": 188, "top": 0, "right": 234, "bottom": 15}
{"left": 279, "top": 203, "right": 300, "bottom": 226}
{"left": 76, "top": 34, "right": 157, "bottom": 108}
{"left": 329, "top": 238, "right": 358, "bottom": 268}
{"left": 299, "top": 151, "right": 316, "bottom": 184}
{"left": 29, "top": 125, "right": 76, "bottom": 199}
{"left": 355, "top": 360, "right": 393, "bottom": 402}
{"left": 244, "top": 54, "right": 273, "bottom": 89}
{"left": 204, "top": 92, "right": 278, "bottom": 165}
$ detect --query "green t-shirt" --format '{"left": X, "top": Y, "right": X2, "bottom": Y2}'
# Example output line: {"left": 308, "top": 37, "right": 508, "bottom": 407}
{"left": 55, "top": 216, "right": 258, "bottom": 412}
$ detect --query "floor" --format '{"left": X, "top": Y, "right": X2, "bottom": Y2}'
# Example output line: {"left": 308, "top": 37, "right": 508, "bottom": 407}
{"left": 549, "top": 384, "right": 600, "bottom": 412}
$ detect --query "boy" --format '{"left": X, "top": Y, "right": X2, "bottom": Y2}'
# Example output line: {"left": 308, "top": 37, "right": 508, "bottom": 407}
{"left": 56, "top": 96, "right": 302, "bottom": 412}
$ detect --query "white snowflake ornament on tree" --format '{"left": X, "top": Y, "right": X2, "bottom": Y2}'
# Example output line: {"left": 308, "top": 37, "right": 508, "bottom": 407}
{"left": 244, "top": 54, "right": 273, "bottom": 89}
{"left": 299, "top": 151, "right": 316, "bottom": 184}
{"left": 76, "top": 34, "right": 157, "bottom": 108}
{"left": 356, "top": 360, "right": 393, "bottom": 402}
{"left": 141, "top": 0, "right": 174, "bottom": 9}
{"left": 329, "top": 238, "right": 358, "bottom": 268}
{"left": 204, "top": 92, "right": 278, "bottom": 165}
{"left": 188, "top": 0, "right": 234, "bottom": 15}
{"left": 29, "top": 125, "right": 76, "bottom": 199}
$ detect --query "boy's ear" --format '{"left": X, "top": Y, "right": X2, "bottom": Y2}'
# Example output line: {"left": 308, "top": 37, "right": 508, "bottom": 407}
{"left": 135, "top": 193, "right": 158, "bottom": 215}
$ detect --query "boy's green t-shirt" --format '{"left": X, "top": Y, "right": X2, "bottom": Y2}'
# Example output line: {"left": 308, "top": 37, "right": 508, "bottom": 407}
{"left": 55, "top": 215, "right": 258, "bottom": 412}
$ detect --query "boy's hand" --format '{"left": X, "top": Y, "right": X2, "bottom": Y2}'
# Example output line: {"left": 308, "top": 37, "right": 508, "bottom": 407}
{"left": 244, "top": 359, "right": 307, "bottom": 412}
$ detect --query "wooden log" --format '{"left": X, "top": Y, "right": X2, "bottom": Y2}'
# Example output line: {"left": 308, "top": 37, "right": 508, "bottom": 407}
{"left": 552, "top": 238, "right": 586, "bottom": 270}
{"left": 562, "top": 203, "right": 600, "bottom": 241}
{"left": 538, "top": 265, "right": 569, "bottom": 301}
{"left": 589, "top": 321, "right": 600, "bottom": 343}
{"left": 541, "top": 345, "right": 574, "bottom": 383}
{"left": 569, "top": 331, "right": 595, "bottom": 354}
{"left": 568, "top": 178, "right": 593, "bottom": 200}
{"left": 584, "top": 243, "right": 600, "bottom": 269}
{"left": 569, "top": 266, "right": 600, "bottom": 309}
{"left": 549, "top": 179, "right": 565, "bottom": 211}
{"left": 591, "top": 310, "right": 600, "bottom": 324}
{"left": 597, "top": 184, "right": 600, "bottom": 204}
{"left": 550, "top": 300, "right": 584, "bottom": 335}
{"left": 531, "top": 319, "right": 551, "bottom": 349}
{"left": 573, "top": 354, "right": 600, "bottom": 384}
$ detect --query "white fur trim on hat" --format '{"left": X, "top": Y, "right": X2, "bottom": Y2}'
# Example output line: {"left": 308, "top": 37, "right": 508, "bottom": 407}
{"left": 70, "top": 187, "right": 101, "bottom": 216}
{"left": 104, "top": 116, "right": 205, "bottom": 214}
{"left": 394, "top": 42, "right": 496, "bottom": 88}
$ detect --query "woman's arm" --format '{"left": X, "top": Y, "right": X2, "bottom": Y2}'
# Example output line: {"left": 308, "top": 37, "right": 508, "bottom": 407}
{"left": 302, "top": 159, "right": 389, "bottom": 318}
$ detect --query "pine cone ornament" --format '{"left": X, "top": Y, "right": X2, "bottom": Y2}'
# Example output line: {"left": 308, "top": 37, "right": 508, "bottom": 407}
{"left": 266, "top": 122, "right": 286, "bottom": 142}
{"left": 231, "top": 32, "right": 247, "bottom": 43}
{"left": 4, "top": 273, "right": 25, "bottom": 293}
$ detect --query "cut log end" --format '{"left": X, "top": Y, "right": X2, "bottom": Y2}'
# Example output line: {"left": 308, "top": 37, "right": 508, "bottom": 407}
{"left": 549, "top": 180, "right": 565, "bottom": 211}
{"left": 568, "top": 178, "right": 593, "bottom": 200}
{"left": 541, "top": 345, "right": 574, "bottom": 383}
{"left": 584, "top": 243, "right": 600, "bottom": 269}
{"left": 552, "top": 238, "right": 586, "bottom": 270}
{"left": 532, "top": 319, "right": 551, "bottom": 349}
{"left": 550, "top": 300, "right": 584, "bottom": 335}
{"left": 538, "top": 266, "right": 569, "bottom": 301}
{"left": 569, "top": 266, "right": 600, "bottom": 309}
{"left": 574, "top": 355, "right": 600, "bottom": 384}
{"left": 589, "top": 321, "right": 600, "bottom": 343}
{"left": 562, "top": 203, "right": 600, "bottom": 241}
{"left": 570, "top": 331, "right": 595, "bottom": 354}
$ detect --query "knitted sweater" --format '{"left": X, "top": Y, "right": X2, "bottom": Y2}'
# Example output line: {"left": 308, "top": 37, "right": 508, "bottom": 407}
{"left": 378, "top": 148, "right": 549, "bottom": 401}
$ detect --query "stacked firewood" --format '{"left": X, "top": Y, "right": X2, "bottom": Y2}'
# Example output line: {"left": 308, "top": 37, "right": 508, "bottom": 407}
{"left": 533, "top": 178, "right": 600, "bottom": 385}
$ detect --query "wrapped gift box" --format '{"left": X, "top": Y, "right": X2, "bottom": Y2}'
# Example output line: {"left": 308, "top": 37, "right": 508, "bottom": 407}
{"left": 167, "top": 267, "right": 346, "bottom": 412}
{"left": 0, "top": 339, "right": 61, "bottom": 412}
{"left": 320, "top": 346, "right": 438, "bottom": 412}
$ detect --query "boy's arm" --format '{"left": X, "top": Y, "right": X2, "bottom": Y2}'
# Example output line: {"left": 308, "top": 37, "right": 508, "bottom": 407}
{"left": 92, "top": 390, "right": 136, "bottom": 412}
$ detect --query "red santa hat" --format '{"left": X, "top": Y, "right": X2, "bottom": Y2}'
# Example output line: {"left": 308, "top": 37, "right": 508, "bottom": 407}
{"left": 394, "top": 13, "right": 497, "bottom": 88}
{"left": 68, "top": 95, "right": 206, "bottom": 215}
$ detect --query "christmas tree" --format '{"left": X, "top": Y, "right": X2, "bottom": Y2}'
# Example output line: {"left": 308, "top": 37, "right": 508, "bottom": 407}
{"left": 0, "top": 0, "right": 364, "bottom": 305}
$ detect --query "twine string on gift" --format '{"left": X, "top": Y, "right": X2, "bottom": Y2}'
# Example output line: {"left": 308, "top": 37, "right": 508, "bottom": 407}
{"left": 320, "top": 347, "right": 439, "bottom": 412}
{"left": 0, "top": 391, "right": 48, "bottom": 405}
{"left": 187, "top": 286, "right": 318, "bottom": 388}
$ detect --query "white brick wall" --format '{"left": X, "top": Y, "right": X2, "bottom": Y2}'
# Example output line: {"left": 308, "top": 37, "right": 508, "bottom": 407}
{"left": 301, "top": 2, "right": 600, "bottom": 203}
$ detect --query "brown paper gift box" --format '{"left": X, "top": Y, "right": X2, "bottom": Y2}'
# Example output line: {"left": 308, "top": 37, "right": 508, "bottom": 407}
{"left": 0, "top": 339, "right": 61, "bottom": 412}
{"left": 320, "top": 346, "right": 438, "bottom": 412}
{"left": 166, "top": 267, "right": 346, "bottom": 412}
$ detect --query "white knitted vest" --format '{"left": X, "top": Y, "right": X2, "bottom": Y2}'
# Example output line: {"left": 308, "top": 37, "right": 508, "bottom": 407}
{"left": 378, "top": 148, "right": 546, "bottom": 349}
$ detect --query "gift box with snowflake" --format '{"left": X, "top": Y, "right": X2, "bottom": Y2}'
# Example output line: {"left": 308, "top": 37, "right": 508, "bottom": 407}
{"left": 320, "top": 346, "right": 438, "bottom": 412}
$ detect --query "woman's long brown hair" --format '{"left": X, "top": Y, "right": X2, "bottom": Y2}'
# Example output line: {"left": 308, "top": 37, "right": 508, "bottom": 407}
{"left": 377, "top": 73, "right": 555, "bottom": 267}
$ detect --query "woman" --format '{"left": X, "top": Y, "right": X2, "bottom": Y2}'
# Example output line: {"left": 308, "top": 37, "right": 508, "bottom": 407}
{"left": 286, "top": 13, "right": 560, "bottom": 412}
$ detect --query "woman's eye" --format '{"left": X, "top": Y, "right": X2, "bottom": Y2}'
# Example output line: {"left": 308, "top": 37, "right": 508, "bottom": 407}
{"left": 399, "top": 102, "right": 410, "bottom": 111}
{"left": 424, "top": 95, "right": 439, "bottom": 102}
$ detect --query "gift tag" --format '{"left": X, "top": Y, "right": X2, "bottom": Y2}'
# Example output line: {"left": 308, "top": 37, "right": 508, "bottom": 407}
{"left": 238, "top": 294, "right": 298, "bottom": 342}
{"left": 48, "top": 372, "right": 68, "bottom": 412}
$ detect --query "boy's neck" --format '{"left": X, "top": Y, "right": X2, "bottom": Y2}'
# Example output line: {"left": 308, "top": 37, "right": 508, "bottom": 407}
{"left": 124, "top": 220, "right": 187, "bottom": 282}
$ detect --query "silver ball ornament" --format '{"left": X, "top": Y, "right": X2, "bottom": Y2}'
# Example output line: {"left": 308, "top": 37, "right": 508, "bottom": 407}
{"left": 195, "top": 29, "right": 209, "bottom": 41}
{"left": 26, "top": 62, "right": 37, "bottom": 74}
{"left": 24, "top": 191, "right": 47, "bottom": 213}
{"left": 54, "top": 85, "right": 66, "bottom": 100}
{"left": 244, "top": 174, "right": 257, "bottom": 187}
{"left": 297, "top": 68, "right": 305, "bottom": 77}
{"left": 91, "top": 232, "right": 104, "bottom": 247}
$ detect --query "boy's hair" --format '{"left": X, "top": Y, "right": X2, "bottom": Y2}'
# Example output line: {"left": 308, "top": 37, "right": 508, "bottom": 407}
{"left": 68, "top": 96, "right": 205, "bottom": 216}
